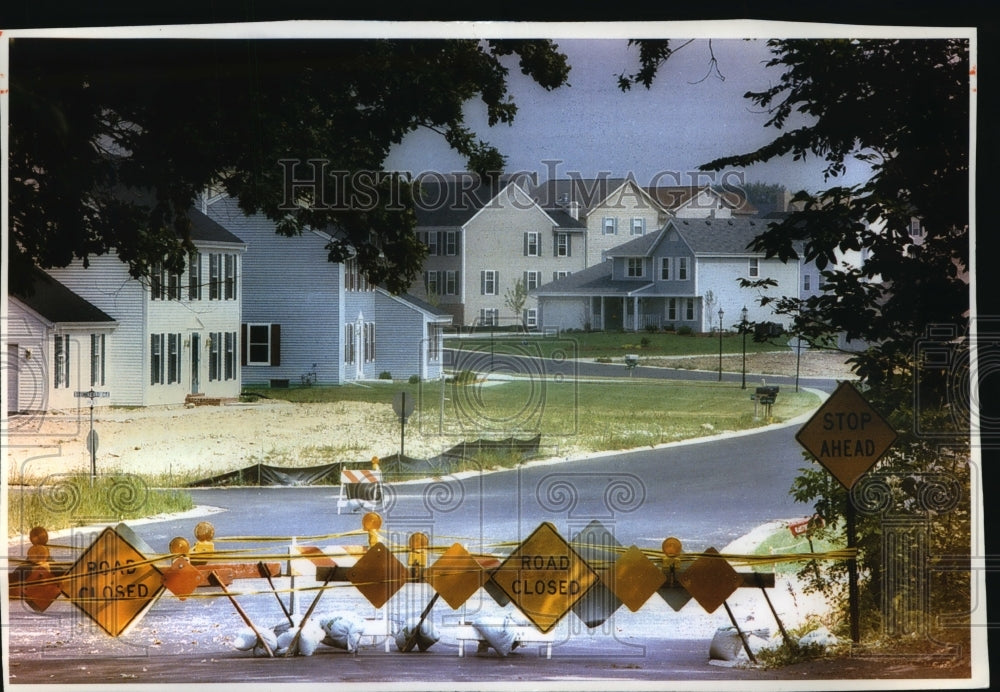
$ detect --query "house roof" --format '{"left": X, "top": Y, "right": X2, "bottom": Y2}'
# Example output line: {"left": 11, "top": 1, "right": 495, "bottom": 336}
{"left": 12, "top": 270, "right": 116, "bottom": 325}
{"left": 412, "top": 177, "right": 507, "bottom": 227}
{"left": 187, "top": 207, "right": 245, "bottom": 245}
{"left": 542, "top": 208, "right": 587, "bottom": 230}
{"left": 607, "top": 217, "right": 779, "bottom": 257}
{"left": 643, "top": 185, "right": 758, "bottom": 215}
{"left": 391, "top": 290, "right": 454, "bottom": 322}
{"left": 530, "top": 178, "right": 665, "bottom": 217}
{"left": 531, "top": 261, "right": 653, "bottom": 297}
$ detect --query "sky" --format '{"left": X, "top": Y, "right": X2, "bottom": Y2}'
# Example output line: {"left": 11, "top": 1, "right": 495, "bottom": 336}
{"left": 384, "top": 37, "right": 876, "bottom": 193}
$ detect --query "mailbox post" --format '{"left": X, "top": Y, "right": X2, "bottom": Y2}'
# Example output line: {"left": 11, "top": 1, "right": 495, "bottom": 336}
{"left": 624, "top": 354, "right": 638, "bottom": 377}
{"left": 752, "top": 385, "right": 779, "bottom": 420}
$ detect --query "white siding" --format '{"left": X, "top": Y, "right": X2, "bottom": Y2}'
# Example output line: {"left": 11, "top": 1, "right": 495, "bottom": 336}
{"left": 205, "top": 196, "right": 342, "bottom": 386}
{"left": 46, "top": 257, "right": 149, "bottom": 405}
{"left": 695, "top": 256, "right": 799, "bottom": 331}
{"left": 538, "top": 297, "right": 590, "bottom": 331}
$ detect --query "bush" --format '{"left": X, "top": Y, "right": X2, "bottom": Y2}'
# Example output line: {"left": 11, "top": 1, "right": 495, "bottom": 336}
{"left": 449, "top": 369, "right": 477, "bottom": 385}
{"left": 677, "top": 325, "right": 694, "bottom": 336}
{"left": 378, "top": 371, "right": 392, "bottom": 380}
{"left": 408, "top": 374, "right": 420, "bottom": 384}
{"left": 645, "top": 324, "right": 659, "bottom": 334}
{"left": 640, "top": 336, "right": 652, "bottom": 347}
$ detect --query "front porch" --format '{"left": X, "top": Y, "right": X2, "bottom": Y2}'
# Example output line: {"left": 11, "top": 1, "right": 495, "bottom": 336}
{"left": 590, "top": 295, "right": 702, "bottom": 332}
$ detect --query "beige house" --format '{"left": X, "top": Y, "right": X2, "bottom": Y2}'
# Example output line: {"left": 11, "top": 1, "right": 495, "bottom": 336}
{"left": 411, "top": 176, "right": 586, "bottom": 329}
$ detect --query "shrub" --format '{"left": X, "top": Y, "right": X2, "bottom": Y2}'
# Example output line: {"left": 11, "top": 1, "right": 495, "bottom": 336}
{"left": 378, "top": 371, "right": 392, "bottom": 380}
{"left": 677, "top": 325, "right": 694, "bottom": 336}
{"left": 408, "top": 374, "right": 420, "bottom": 384}
{"left": 640, "top": 336, "right": 652, "bottom": 348}
{"left": 645, "top": 323, "right": 659, "bottom": 334}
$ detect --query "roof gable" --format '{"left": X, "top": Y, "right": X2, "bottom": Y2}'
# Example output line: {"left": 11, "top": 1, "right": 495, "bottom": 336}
{"left": 13, "top": 270, "right": 116, "bottom": 325}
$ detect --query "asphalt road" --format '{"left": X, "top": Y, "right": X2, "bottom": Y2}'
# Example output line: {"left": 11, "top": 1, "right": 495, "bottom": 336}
{"left": 7, "top": 356, "right": 842, "bottom": 686}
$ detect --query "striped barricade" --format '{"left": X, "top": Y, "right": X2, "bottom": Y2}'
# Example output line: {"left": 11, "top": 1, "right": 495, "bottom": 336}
{"left": 337, "top": 468, "right": 383, "bottom": 514}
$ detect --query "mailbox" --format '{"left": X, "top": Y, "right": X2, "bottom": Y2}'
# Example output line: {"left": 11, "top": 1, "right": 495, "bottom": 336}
{"left": 755, "top": 386, "right": 779, "bottom": 405}
{"left": 624, "top": 354, "right": 639, "bottom": 370}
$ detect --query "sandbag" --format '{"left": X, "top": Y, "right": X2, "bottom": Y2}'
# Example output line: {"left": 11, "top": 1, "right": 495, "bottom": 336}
{"left": 470, "top": 615, "right": 520, "bottom": 657}
{"left": 394, "top": 617, "right": 440, "bottom": 652}
{"left": 319, "top": 612, "right": 365, "bottom": 652}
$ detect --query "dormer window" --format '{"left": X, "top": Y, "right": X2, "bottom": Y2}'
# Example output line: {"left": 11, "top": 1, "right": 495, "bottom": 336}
{"left": 626, "top": 258, "right": 644, "bottom": 277}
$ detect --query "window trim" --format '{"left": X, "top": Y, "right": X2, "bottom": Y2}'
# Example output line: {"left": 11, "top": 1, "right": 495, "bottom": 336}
{"left": 90, "top": 333, "right": 105, "bottom": 387}
{"left": 481, "top": 270, "right": 498, "bottom": 295}
{"left": 626, "top": 257, "right": 644, "bottom": 278}
{"left": 445, "top": 231, "right": 458, "bottom": 256}
{"left": 188, "top": 252, "right": 201, "bottom": 300}
{"left": 803, "top": 273, "right": 812, "bottom": 291}
{"left": 677, "top": 257, "right": 689, "bottom": 281}
{"left": 524, "top": 231, "right": 540, "bottom": 257}
{"left": 660, "top": 257, "right": 671, "bottom": 281}
{"left": 631, "top": 217, "right": 645, "bottom": 236}
{"left": 209, "top": 254, "right": 221, "bottom": 300}
{"left": 748, "top": 258, "right": 760, "bottom": 278}
{"left": 150, "top": 333, "right": 164, "bottom": 385}
{"left": 555, "top": 232, "right": 570, "bottom": 257}
{"left": 445, "top": 270, "right": 458, "bottom": 296}
{"left": 602, "top": 217, "right": 617, "bottom": 235}
{"left": 54, "top": 334, "right": 70, "bottom": 389}
{"left": 523, "top": 270, "right": 540, "bottom": 291}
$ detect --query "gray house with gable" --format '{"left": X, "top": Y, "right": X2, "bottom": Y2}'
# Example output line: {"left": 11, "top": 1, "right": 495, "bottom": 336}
{"left": 532, "top": 216, "right": 804, "bottom": 333}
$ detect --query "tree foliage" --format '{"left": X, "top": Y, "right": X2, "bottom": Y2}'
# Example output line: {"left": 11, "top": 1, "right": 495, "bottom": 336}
{"left": 9, "top": 38, "right": 569, "bottom": 295}
{"left": 504, "top": 278, "right": 529, "bottom": 330}
{"left": 625, "top": 38, "right": 971, "bottom": 405}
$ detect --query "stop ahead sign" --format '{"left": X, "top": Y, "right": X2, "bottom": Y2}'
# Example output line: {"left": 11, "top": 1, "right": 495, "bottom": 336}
{"left": 795, "top": 381, "right": 898, "bottom": 490}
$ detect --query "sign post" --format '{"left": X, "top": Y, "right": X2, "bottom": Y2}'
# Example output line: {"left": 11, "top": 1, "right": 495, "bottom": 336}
{"left": 75, "top": 389, "right": 109, "bottom": 482}
{"left": 392, "top": 391, "right": 415, "bottom": 459}
{"left": 795, "top": 381, "right": 897, "bottom": 643}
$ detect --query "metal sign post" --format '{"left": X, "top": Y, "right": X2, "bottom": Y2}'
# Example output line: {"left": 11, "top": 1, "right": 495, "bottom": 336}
{"left": 795, "top": 381, "right": 898, "bottom": 643}
{"left": 392, "top": 391, "right": 415, "bottom": 459}
{"left": 75, "top": 389, "right": 109, "bottom": 483}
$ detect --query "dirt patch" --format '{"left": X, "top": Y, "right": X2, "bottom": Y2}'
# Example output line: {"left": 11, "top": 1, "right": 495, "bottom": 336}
{"left": 642, "top": 350, "right": 858, "bottom": 380}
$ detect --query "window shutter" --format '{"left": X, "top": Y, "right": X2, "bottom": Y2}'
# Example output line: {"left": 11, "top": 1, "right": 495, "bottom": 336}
{"left": 240, "top": 323, "right": 248, "bottom": 366}
{"left": 481, "top": 271, "right": 486, "bottom": 295}
{"left": 567, "top": 235, "right": 571, "bottom": 257}
{"left": 523, "top": 232, "right": 529, "bottom": 256}
{"left": 523, "top": 270, "right": 528, "bottom": 288}
{"left": 270, "top": 324, "right": 281, "bottom": 366}
{"left": 553, "top": 235, "right": 558, "bottom": 257}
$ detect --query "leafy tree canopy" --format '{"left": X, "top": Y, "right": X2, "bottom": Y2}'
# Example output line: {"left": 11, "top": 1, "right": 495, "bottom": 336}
{"left": 9, "top": 38, "right": 569, "bottom": 295}
{"left": 626, "top": 38, "right": 971, "bottom": 403}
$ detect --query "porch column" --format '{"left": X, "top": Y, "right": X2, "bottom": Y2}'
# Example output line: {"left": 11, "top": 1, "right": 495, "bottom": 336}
{"left": 633, "top": 296, "right": 640, "bottom": 332}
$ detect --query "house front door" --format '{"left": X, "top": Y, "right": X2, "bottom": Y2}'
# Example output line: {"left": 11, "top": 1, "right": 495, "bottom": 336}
{"left": 190, "top": 333, "right": 200, "bottom": 394}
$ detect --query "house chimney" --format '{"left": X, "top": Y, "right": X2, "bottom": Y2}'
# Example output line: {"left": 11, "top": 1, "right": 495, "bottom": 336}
{"left": 568, "top": 200, "right": 580, "bottom": 220}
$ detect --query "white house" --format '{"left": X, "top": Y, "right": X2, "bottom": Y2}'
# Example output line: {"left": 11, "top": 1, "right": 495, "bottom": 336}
{"left": 8, "top": 209, "right": 247, "bottom": 411}
{"left": 533, "top": 216, "right": 802, "bottom": 333}
{"left": 204, "top": 194, "right": 452, "bottom": 384}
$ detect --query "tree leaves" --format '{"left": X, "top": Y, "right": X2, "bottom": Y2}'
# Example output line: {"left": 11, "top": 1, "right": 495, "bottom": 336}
{"left": 9, "top": 38, "right": 569, "bottom": 295}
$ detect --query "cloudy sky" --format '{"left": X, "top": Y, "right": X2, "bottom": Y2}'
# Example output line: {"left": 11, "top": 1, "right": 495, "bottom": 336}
{"left": 385, "top": 36, "right": 877, "bottom": 193}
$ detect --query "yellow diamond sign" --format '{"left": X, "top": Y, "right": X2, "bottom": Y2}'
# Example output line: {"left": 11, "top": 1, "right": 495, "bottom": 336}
{"left": 490, "top": 522, "right": 598, "bottom": 633}
{"left": 426, "top": 543, "right": 485, "bottom": 609}
{"left": 796, "top": 381, "right": 898, "bottom": 489}
{"left": 61, "top": 527, "right": 164, "bottom": 637}
{"left": 348, "top": 542, "right": 408, "bottom": 608}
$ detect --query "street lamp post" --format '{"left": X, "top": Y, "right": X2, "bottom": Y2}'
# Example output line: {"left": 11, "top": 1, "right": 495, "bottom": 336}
{"left": 740, "top": 305, "right": 748, "bottom": 390}
{"left": 717, "top": 307, "right": 724, "bottom": 382}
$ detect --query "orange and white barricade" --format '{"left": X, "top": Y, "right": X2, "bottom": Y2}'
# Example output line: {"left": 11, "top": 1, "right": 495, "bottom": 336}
{"left": 337, "top": 468, "right": 383, "bottom": 514}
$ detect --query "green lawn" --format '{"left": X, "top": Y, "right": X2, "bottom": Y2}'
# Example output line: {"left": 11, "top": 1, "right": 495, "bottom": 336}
{"left": 248, "top": 377, "right": 818, "bottom": 453}
{"left": 445, "top": 330, "right": 788, "bottom": 360}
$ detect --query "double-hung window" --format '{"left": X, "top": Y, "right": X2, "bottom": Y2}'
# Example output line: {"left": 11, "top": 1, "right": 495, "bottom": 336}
{"left": 677, "top": 257, "right": 689, "bottom": 280}
{"left": 245, "top": 324, "right": 281, "bottom": 366}
{"left": 224, "top": 332, "right": 236, "bottom": 380}
{"left": 626, "top": 258, "right": 644, "bottom": 278}
{"left": 188, "top": 252, "right": 202, "bottom": 300}
{"left": 425, "top": 270, "right": 440, "bottom": 296}
{"left": 667, "top": 299, "right": 677, "bottom": 321}
{"left": 748, "top": 258, "right": 760, "bottom": 278}
{"left": 426, "top": 231, "right": 439, "bottom": 256}
{"left": 54, "top": 335, "right": 70, "bottom": 388}
{"left": 524, "top": 231, "right": 540, "bottom": 256}
{"left": 224, "top": 255, "right": 237, "bottom": 299}
{"left": 603, "top": 217, "right": 617, "bottom": 235}
{"left": 445, "top": 231, "right": 458, "bottom": 256}
{"left": 150, "top": 334, "right": 164, "bottom": 385}
{"left": 167, "top": 333, "right": 181, "bottom": 384}
{"left": 803, "top": 274, "right": 812, "bottom": 291}
{"left": 90, "top": 334, "right": 105, "bottom": 387}
{"left": 555, "top": 233, "right": 570, "bottom": 257}
{"left": 685, "top": 299, "right": 695, "bottom": 321}
{"left": 481, "top": 270, "right": 497, "bottom": 295}
{"left": 523, "top": 271, "right": 540, "bottom": 291}
{"left": 445, "top": 270, "right": 458, "bottom": 295}
{"left": 631, "top": 217, "right": 645, "bottom": 235}
{"left": 480, "top": 308, "right": 499, "bottom": 327}
{"left": 660, "top": 257, "right": 671, "bottom": 280}
{"left": 209, "top": 254, "right": 221, "bottom": 300}
{"left": 523, "top": 308, "right": 538, "bottom": 329}
{"left": 209, "top": 332, "right": 222, "bottom": 381}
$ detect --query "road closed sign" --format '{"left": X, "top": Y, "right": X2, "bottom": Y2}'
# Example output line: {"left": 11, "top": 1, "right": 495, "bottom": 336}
{"left": 61, "top": 527, "right": 164, "bottom": 637}
{"left": 490, "top": 522, "right": 597, "bottom": 633}
{"left": 795, "top": 381, "right": 898, "bottom": 489}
